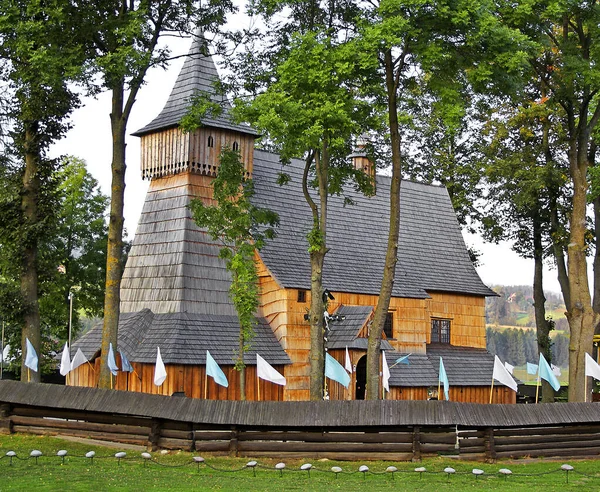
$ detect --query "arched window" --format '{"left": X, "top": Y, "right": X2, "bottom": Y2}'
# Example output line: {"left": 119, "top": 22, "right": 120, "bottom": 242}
{"left": 207, "top": 136, "right": 214, "bottom": 148}
{"left": 232, "top": 141, "right": 239, "bottom": 151}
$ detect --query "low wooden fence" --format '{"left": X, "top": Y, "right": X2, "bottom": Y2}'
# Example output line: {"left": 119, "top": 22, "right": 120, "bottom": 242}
{"left": 1, "top": 381, "right": 600, "bottom": 461}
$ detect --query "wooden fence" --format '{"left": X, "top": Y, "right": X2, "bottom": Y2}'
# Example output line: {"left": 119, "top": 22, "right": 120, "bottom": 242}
{"left": 1, "top": 380, "right": 600, "bottom": 461}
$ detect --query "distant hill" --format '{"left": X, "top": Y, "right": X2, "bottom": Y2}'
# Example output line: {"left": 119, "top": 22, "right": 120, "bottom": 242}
{"left": 486, "top": 285, "right": 568, "bottom": 331}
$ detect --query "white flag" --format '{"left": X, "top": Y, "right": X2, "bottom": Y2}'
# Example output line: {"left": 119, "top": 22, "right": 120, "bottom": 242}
{"left": 345, "top": 346, "right": 352, "bottom": 373}
{"left": 382, "top": 350, "right": 390, "bottom": 392}
{"left": 60, "top": 343, "right": 71, "bottom": 376}
{"left": 154, "top": 346, "right": 167, "bottom": 386}
{"left": 504, "top": 362, "right": 514, "bottom": 375}
{"left": 551, "top": 364, "right": 562, "bottom": 377}
{"left": 256, "top": 354, "right": 286, "bottom": 386}
{"left": 585, "top": 353, "right": 600, "bottom": 380}
{"left": 0, "top": 344, "right": 9, "bottom": 363}
{"left": 492, "top": 355, "right": 518, "bottom": 392}
{"left": 70, "top": 348, "right": 87, "bottom": 371}
{"left": 24, "top": 338, "right": 38, "bottom": 372}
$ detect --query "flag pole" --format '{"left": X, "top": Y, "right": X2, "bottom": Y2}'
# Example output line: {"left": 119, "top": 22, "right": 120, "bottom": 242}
{"left": 86, "top": 360, "right": 96, "bottom": 372}
{"left": 535, "top": 372, "right": 540, "bottom": 403}
{"left": 28, "top": 368, "right": 30, "bottom": 383}
{"left": 438, "top": 379, "right": 441, "bottom": 401}
{"left": 257, "top": 374, "right": 260, "bottom": 402}
{"left": 489, "top": 376, "right": 495, "bottom": 404}
{"left": 585, "top": 375, "right": 588, "bottom": 403}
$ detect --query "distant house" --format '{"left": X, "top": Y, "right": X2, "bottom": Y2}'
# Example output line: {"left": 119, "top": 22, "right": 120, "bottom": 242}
{"left": 71, "top": 36, "right": 514, "bottom": 404}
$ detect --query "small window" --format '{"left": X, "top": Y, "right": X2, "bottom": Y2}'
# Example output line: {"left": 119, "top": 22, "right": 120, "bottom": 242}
{"left": 297, "top": 290, "right": 306, "bottom": 303}
{"left": 383, "top": 312, "right": 394, "bottom": 339}
{"left": 431, "top": 319, "right": 451, "bottom": 344}
{"left": 232, "top": 141, "right": 239, "bottom": 151}
{"left": 207, "top": 136, "right": 214, "bottom": 148}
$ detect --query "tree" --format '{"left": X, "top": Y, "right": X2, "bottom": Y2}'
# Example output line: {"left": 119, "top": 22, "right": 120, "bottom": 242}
{"left": 89, "top": 2, "right": 234, "bottom": 388}
{"left": 356, "top": 0, "right": 529, "bottom": 399}
{"left": 501, "top": 1, "right": 600, "bottom": 401}
{"left": 237, "top": 30, "right": 379, "bottom": 399}
{"left": 0, "top": 0, "right": 88, "bottom": 381}
{"left": 0, "top": 157, "right": 109, "bottom": 375}
{"left": 189, "top": 148, "right": 278, "bottom": 399}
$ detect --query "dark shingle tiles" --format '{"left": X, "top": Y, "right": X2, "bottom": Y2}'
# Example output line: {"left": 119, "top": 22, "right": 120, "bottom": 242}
{"left": 132, "top": 34, "right": 256, "bottom": 137}
{"left": 71, "top": 311, "right": 290, "bottom": 366}
{"left": 325, "top": 305, "right": 392, "bottom": 350}
{"left": 251, "top": 150, "right": 495, "bottom": 298}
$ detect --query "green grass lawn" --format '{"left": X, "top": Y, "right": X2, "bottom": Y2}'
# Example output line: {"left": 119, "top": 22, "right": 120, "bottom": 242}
{"left": 2, "top": 434, "right": 600, "bottom": 490}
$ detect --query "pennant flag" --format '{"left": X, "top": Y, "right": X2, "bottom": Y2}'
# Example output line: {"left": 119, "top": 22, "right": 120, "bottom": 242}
{"left": 206, "top": 350, "right": 228, "bottom": 387}
{"left": 60, "top": 343, "right": 71, "bottom": 376}
{"left": 24, "top": 338, "right": 38, "bottom": 372}
{"left": 585, "top": 353, "right": 600, "bottom": 380}
{"left": 345, "top": 346, "right": 352, "bottom": 373}
{"left": 154, "top": 347, "right": 167, "bottom": 386}
{"left": 325, "top": 353, "right": 350, "bottom": 388}
{"left": 0, "top": 344, "right": 9, "bottom": 363}
{"left": 439, "top": 357, "right": 449, "bottom": 401}
{"left": 539, "top": 353, "right": 560, "bottom": 391}
{"left": 551, "top": 364, "right": 562, "bottom": 377}
{"left": 493, "top": 355, "right": 518, "bottom": 392}
{"left": 70, "top": 348, "right": 87, "bottom": 371}
{"left": 256, "top": 354, "right": 286, "bottom": 385}
{"left": 504, "top": 362, "right": 514, "bottom": 375}
{"left": 527, "top": 362, "right": 538, "bottom": 375}
{"left": 382, "top": 351, "right": 390, "bottom": 392}
{"left": 107, "top": 343, "right": 119, "bottom": 376}
{"left": 394, "top": 354, "right": 411, "bottom": 365}
{"left": 119, "top": 350, "right": 134, "bottom": 373}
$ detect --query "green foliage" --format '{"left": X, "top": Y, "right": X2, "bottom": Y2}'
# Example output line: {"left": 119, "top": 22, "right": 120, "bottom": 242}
{"left": 190, "top": 148, "right": 278, "bottom": 370}
{"left": 179, "top": 90, "right": 225, "bottom": 133}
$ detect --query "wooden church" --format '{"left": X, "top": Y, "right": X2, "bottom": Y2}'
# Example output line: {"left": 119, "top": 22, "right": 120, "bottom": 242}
{"left": 70, "top": 35, "right": 516, "bottom": 404}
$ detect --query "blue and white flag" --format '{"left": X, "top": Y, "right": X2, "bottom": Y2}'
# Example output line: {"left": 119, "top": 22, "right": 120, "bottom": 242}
{"left": 206, "top": 350, "right": 228, "bottom": 387}
{"left": 539, "top": 353, "right": 560, "bottom": 391}
{"left": 325, "top": 353, "right": 350, "bottom": 388}
{"left": 395, "top": 354, "right": 411, "bottom": 365}
{"left": 24, "top": 338, "right": 38, "bottom": 372}
{"left": 256, "top": 354, "right": 286, "bottom": 385}
{"left": 527, "top": 362, "right": 538, "bottom": 375}
{"left": 119, "top": 350, "right": 134, "bottom": 373}
{"left": 107, "top": 343, "right": 119, "bottom": 376}
{"left": 345, "top": 346, "right": 352, "bottom": 373}
{"left": 70, "top": 348, "right": 87, "bottom": 371}
{"left": 439, "top": 357, "right": 449, "bottom": 401}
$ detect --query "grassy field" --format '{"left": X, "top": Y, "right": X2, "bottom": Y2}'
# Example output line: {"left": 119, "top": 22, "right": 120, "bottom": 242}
{"left": 1, "top": 434, "right": 600, "bottom": 491}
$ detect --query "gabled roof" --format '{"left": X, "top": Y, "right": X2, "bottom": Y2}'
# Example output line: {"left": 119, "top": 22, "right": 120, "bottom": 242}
{"left": 386, "top": 345, "right": 512, "bottom": 388}
{"left": 72, "top": 310, "right": 290, "bottom": 366}
{"left": 252, "top": 150, "right": 495, "bottom": 298}
{"left": 132, "top": 34, "right": 257, "bottom": 137}
{"left": 326, "top": 305, "right": 392, "bottom": 350}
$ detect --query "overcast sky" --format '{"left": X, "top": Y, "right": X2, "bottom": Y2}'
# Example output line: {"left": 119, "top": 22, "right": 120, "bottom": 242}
{"left": 50, "top": 32, "right": 565, "bottom": 296}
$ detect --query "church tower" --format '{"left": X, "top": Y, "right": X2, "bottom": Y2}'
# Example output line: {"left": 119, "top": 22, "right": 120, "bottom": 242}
{"left": 121, "top": 35, "right": 257, "bottom": 315}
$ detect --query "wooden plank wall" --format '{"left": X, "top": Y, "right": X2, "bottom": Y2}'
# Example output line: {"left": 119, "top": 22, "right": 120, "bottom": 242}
{"left": 140, "top": 128, "right": 254, "bottom": 180}
{"left": 69, "top": 358, "right": 284, "bottom": 401}
{"left": 426, "top": 292, "right": 486, "bottom": 348}
{"left": 2, "top": 402, "right": 599, "bottom": 460}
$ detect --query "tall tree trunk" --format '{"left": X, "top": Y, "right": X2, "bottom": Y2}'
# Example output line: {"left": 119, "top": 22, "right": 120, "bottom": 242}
{"left": 532, "top": 209, "right": 554, "bottom": 403}
{"left": 20, "top": 124, "right": 41, "bottom": 383}
{"left": 566, "top": 142, "right": 597, "bottom": 402}
{"left": 99, "top": 84, "right": 126, "bottom": 388}
{"left": 366, "top": 49, "right": 401, "bottom": 400}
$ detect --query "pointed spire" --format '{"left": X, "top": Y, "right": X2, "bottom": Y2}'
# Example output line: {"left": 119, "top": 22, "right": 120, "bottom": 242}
{"left": 132, "top": 33, "right": 256, "bottom": 137}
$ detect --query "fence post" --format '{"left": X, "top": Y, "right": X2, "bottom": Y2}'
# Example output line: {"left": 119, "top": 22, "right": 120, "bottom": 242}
{"left": 148, "top": 419, "right": 162, "bottom": 451}
{"left": 412, "top": 425, "right": 421, "bottom": 461}
{"left": 484, "top": 427, "right": 496, "bottom": 462}
{"left": 0, "top": 403, "right": 11, "bottom": 434}
{"left": 229, "top": 426, "right": 239, "bottom": 456}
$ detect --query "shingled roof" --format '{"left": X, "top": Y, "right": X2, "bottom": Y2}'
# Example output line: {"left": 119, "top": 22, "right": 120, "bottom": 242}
{"left": 132, "top": 34, "right": 257, "bottom": 137}
{"left": 72, "top": 310, "right": 290, "bottom": 366}
{"left": 386, "top": 345, "right": 512, "bottom": 388}
{"left": 325, "top": 305, "right": 392, "bottom": 350}
{"left": 252, "top": 150, "right": 495, "bottom": 298}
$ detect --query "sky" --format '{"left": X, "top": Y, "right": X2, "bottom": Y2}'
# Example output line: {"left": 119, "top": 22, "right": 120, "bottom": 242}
{"left": 50, "top": 32, "right": 565, "bottom": 296}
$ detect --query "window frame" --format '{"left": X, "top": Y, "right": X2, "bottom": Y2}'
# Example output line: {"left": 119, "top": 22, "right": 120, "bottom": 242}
{"left": 431, "top": 318, "right": 451, "bottom": 344}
